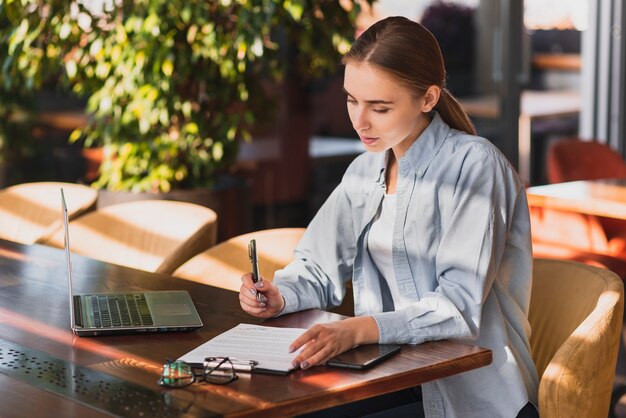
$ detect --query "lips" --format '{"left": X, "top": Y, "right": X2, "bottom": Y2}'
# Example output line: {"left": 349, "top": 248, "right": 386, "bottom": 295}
{"left": 359, "top": 136, "right": 378, "bottom": 145}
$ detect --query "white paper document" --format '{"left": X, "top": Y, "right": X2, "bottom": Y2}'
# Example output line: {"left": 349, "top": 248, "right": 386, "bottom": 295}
{"left": 178, "top": 323, "right": 307, "bottom": 374}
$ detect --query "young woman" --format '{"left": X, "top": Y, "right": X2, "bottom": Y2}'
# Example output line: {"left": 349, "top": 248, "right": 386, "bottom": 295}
{"left": 239, "top": 16, "right": 538, "bottom": 418}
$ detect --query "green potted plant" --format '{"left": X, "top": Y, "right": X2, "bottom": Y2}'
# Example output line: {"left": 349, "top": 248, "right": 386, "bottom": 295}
{"left": 0, "top": 0, "right": 365, "bottom": 238}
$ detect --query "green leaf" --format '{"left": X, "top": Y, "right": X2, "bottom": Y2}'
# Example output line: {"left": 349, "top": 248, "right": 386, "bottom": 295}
{"left": 184, "top": 122, "right": 199, "bottom": 135}
{"left": 69, "top": 129, "right": 83, "bottom": 144}
{"left": 59, "top": 23, "right": 71, "bottom": 40}
{"left": 181, "top": 7, "right": 192, "bottom": 23}
{"left": 212, "top": 141, "right": 223, "bottom": 161}
{"left": 187, "top": 25, "right": 198, "bottom": 44}
{"left": 144, "top": 14, "right": 160, "bottom": 36}
{"left": 111, "top": 45, "right": 122, "bottom": 64}
{"left": 284, "top": 1, "right": 304, "bottom": 21}
{"left": 250, "top": 37, "right": 263, "bottom": 56}
{"left": 115, "top": 25, "right": 128, "bottom": 44}
{"left": 226, "top": 126, "right": 236, "bottom": 141}
{"left": 89, "top": 38, "right": 103, "bottom": 56}
{"left": 65, "top": 59, "right": 77, "bottom": 78}
{"left": 161, "top": 58, "right": 173, "bottom": 76}
{"left": 99, "top": 96, "right": 112, "bottom": 112}
{"left": 181, "top": 101, "right": 192, "bottom": 118}
{"left": 95, "top": 62, "right": 111, "bottom": 79}
{"left": 139, "top": 118, "right": 150, "bottom": 134}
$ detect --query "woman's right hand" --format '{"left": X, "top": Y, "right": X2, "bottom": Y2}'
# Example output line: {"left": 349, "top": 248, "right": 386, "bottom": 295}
{"left": 239, "top": 273, "right": 285, "bottom": 318}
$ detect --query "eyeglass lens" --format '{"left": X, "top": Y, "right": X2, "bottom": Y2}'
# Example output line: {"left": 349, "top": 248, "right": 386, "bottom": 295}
{"left": 204, "top": 357, "right": 238, "bottom": 385}
{"left": 158, "top": 360, "right": 195, "bottom": 388}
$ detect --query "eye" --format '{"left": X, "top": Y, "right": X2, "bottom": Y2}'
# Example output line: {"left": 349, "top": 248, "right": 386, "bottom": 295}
{"left": 346, "top": 98, "right": 357, "bottom": 105}
{"left": 373, "top": 108, "right": 389, "bottom": 114}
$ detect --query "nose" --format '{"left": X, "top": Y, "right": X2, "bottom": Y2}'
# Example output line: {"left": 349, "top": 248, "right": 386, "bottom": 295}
{"left": 351, "top": 107, "right": 370, "bottom": 133}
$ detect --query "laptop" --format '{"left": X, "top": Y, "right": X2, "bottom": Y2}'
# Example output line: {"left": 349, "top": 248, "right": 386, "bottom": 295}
{"left": 61, "top": 189, "right": 203, "bottom": 337}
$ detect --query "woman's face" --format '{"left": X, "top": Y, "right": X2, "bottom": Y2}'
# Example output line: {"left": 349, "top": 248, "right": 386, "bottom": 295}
{"left": 344, "top": 62, "right": 434, "bottom": 157}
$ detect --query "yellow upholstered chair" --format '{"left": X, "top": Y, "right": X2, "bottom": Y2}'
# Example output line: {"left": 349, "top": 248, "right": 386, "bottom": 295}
{"left": 0, "top": 182, "right": 97, "bottom": 245}
{"left": 529, "top": 258, "right": 624, "bottom": 418}
{"left": 43, "top": 200, "right": 217, "bottom": 274}
{"left": 173, "top": 228, "right": 305, "bottom": 291}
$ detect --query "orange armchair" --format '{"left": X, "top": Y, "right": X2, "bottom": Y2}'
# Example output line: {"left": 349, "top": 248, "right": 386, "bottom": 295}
{"left": 43, "top": 200, "right": 217, "bottom": 274}
{"left": 173, "top": 228, "right": 355, "bottom": 316}
{"left": 173, "top": 228, "right": 305, "bottom": 291}
{"left": 0, "top": 182, "right": 97, "bottom": 245}
{"left": 529, "top": 259, "right": 624, "bottom": 418}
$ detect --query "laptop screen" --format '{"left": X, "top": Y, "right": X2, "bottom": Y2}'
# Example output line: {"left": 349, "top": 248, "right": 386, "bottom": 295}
{"left": 61, "top": 189, "right": 76, "bottom": 330}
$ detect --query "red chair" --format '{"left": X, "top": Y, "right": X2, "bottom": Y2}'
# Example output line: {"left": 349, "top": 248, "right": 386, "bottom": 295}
{"left": 547, "top": 139, "right": 626, "bottom": 184}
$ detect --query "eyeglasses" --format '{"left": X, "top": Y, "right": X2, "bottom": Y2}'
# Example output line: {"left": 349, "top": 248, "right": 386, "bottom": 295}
{"left": 158, "top": 357, "right": 238, "bottom": 388}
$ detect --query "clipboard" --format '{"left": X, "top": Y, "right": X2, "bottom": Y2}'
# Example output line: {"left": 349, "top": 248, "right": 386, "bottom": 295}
{"left": 185, "top": 356, "right": 294, "bottom": 376}
{"left": 178, "top": 324, "right": 306, "bottom": 375}
{"left": 205, "top": 357, "right": 258, "bottom": 372}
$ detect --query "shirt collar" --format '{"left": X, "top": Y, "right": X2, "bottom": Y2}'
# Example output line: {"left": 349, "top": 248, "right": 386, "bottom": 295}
{"left": 399, "top": 111, "right": 450, "bottom": 178}
{"left": 374, "top": 151, "right": 389, "bottom": 183}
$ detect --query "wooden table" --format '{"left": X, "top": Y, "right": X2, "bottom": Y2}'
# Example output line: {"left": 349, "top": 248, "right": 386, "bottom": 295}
{"left": 0, "top": 240, "right": 492, "bottom": 417}
{"left": 461, "top": 90, "right": 581, "bottom": 184}
{"left": 527, "top": 178, "right": 626, "bottom": 219}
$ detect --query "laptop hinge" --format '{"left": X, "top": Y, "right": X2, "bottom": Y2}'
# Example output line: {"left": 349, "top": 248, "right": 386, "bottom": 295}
{"left": 73, "top": 296, "right": 83, "bottom": 327}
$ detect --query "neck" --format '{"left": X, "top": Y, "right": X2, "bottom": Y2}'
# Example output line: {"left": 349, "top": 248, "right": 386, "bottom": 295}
{"left": 392, "top": 113, "right": 432, "bottom": 158}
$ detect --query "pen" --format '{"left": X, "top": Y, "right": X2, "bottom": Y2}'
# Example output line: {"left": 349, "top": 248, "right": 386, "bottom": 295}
{"left": 248, "top": 239, "right": 266, "bottom": 302}
{"left": 248, "top": 239, "right": 260, "bottom": 284}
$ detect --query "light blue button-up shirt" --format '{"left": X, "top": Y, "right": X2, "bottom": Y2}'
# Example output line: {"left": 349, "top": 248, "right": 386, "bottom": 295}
{"left": 274, "top": 113, "right": 539, "bottom": 418}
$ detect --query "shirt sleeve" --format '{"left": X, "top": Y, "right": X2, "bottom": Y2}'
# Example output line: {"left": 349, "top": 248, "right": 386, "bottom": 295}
{"left": 372, "top": 151, "right": 527, "bottom": 344}
{"left": 273, "top": 179, "right": 358, "bottom": 315}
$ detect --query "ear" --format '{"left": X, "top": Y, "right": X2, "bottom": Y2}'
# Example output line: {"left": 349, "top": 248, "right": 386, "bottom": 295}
{"left": 422, "top": 85, "right": 441, "bottom": 113}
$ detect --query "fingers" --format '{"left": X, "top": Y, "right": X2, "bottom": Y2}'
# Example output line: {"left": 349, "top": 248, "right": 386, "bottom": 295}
{"left": 289, "top": 326, "right": 318, "bottom": 354}
{"left": 252, "top": 280, "right": 268, "bottom": 303}
{"left": 238, "top": 288, "right": 266, "bottom": 309}
{"left": 238, "top": 292, "right": 269, "bottom": 315}
{"left": 298, "top": 344, "right": 335, "bottom": 369}
{"left": 239, "top": 273, "right": 283, "bottom": 318}
{"left": 240, "top": 272, "right": 256, "bottom": 294}
{"left": 239, "top": 274, "right": 264, "bottom": 312}
{"left": 240, "top": 273, "right": 264, "bottom": 301}
{"left": 290, "top": 325, "right": 343, "bottom": 369}
{"left": 289, "top": 320, "right": 365, "bottom": 369}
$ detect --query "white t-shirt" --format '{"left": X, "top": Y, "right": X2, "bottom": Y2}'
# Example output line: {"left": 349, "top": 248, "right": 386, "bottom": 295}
{"left": 367, "top": 193, "right": 402, "bottom": 309}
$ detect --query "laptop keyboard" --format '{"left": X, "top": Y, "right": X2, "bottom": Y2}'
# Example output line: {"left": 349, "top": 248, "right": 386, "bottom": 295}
{"left": 88, "top": 294, "right": 154, "bottom": 328}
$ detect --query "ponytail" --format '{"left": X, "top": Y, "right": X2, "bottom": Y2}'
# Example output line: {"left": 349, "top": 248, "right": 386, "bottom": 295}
{"left": 436, "top": 89, "right": 476, "bottom": 135}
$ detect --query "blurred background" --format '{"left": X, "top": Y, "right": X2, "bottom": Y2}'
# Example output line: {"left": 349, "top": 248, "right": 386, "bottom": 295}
{"left": 0, "top": 0, "right": 620, "bottom": 240}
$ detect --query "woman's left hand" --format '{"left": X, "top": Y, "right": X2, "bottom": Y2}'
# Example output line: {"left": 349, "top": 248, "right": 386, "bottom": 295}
{"left": 289, "top": 316, "right": 379, "bottom": 369}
